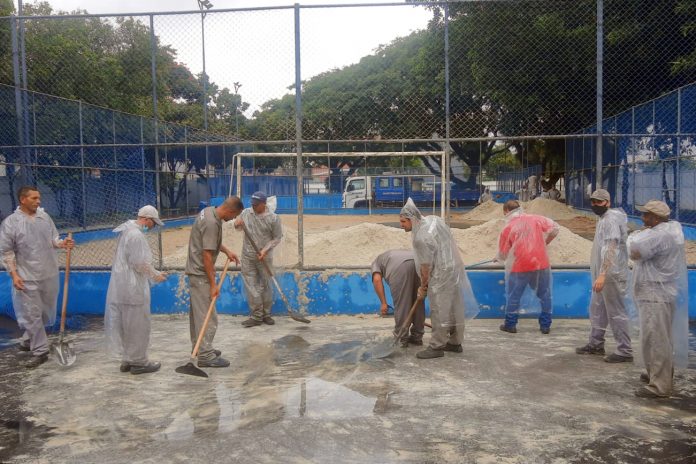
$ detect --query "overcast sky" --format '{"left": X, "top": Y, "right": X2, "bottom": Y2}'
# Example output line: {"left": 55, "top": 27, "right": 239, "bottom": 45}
{"left": 15, "top": 1, "right": 432, "bottom": 114}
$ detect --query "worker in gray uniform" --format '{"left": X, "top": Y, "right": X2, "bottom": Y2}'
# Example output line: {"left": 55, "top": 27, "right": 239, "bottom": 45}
{"left": 185, "top": 196, "right": 243, "bottom": 368}
{"left": 628, "top": 200, "right": 689, "bottom": 399}
{"left": 0, "top": 186, "right": 74, "bottom": 368}
{"left": 576, "top": 189, "right": 633, "bottom": 363}
{"left": 235, "top": 191, "right": 283, "bottom": 327}
{"left": 371, "top": 250, "right": 425, "bottom": 347}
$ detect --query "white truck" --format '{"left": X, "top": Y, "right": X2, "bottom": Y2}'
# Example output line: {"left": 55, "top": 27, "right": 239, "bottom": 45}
{"left": 341, "top": 176, "right": 373, "bottom": 209}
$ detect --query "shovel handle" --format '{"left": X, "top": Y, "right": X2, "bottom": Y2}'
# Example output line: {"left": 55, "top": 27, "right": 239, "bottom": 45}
{"left": 394, "top": 295, "right": 425, "bottom": 343}
{"left": 59, "top": 233, "right": 73, "bottom": 336}
{"left": 190, "top": 258, "right": 231, "bottom": 360}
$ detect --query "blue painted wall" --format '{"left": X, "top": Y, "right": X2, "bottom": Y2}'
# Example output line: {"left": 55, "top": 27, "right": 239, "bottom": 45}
{"left": 2, "top": 269, "right": 695, "bottom": 321}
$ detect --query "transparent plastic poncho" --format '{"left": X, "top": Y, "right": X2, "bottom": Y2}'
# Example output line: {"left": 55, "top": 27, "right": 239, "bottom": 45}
{"left": 401, "top": 199, "right": 478, "bottom": 326}
{"left": 104, "top": 220, "right": 160, "bottom": 358}
{"left": 626, "top": 220, "right": 689, "bottom": 369}
{"left": 496, "top": 209, "right": 559, "bottom": 317}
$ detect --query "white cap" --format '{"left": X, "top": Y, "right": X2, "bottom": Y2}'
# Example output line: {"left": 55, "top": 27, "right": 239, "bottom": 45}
{"left": 138, "top": 205, "right": 164, "bottom": 226}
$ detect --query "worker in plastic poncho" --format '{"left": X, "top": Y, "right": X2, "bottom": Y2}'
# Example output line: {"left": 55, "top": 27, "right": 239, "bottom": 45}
{"left": 0, "top": 186, "right": 74, "bottom": 368}
{"left": 104, "top": 205, "right": 167, "bottom": 375}
{"left": 576, "top": 189, "right": 633, "bottom": 363}
{"left": 497, "top": 200, "right": 559, "bottom": 334}
{"left": 478, "top": 187, "right": 492, "bottom": 204}
{"left": 235, "top": 191, "right": 283, "bottom": 328}
{"left": 399, "top": 198, "right": 478, "bottom": 359}
{"left": 627, "top": 200, "right": 689, "bottom": 399}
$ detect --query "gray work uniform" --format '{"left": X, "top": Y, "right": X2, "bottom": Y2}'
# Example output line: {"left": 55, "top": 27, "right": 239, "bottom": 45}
{"left": 0, "top": 207, "right": 61, "bottom": 357}
{"left": 185, "top": 207, "right": 222, "bottom": 361}
{"left": 371, "top": 250, "right": 425, "bottom": 342}
{"left": 239, "top": 208, "right": 282, "bottom": 321}
{"left": 588, "top": 208, "right": 631, "bottom": 356}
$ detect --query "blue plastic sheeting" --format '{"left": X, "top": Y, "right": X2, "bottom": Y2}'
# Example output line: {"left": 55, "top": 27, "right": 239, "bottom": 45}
{"left": 2, "top": 270, "right": 695, "bottom": 321}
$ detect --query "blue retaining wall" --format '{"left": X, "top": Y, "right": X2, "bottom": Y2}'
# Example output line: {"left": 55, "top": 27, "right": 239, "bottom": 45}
{"left": 2, "top": 270, "right": 695, "bottom": 321}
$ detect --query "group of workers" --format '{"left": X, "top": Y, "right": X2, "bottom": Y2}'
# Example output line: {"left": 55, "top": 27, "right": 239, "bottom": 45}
{"left": 372, "top": 189, "right": 688, "bottom": 399}
{"left": 1, "top": 184, "right": 689, "bottom": 399}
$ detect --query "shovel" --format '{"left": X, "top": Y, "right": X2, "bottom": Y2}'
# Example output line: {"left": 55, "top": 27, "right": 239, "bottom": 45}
{"left": 50, "top": 233, "right": 76, "bottom": 366}
{"left": 240, "top": 223, "right": 310, "bottom": 324}
{"left": 175, "top": 258, "right": 232, "bottom": 378}
{"left": 371, "top": 295, "right": 424, "bottom": 359}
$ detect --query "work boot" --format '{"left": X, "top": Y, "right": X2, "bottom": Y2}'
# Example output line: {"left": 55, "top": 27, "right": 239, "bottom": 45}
{"left": 25, "top": 353, "right": 49, "bottom": 369}
{"left": 120, "top": 362, "right": 131, "bottom": 373}
{"left": 640, "top": 372, "right": 649, "bottom": 383}
{"left": 416, "top": 347, "right": 444, "bottom": 359}
{"left": 407, "top": 335, "right": 423, "bottom": 346}
{"left": 575, "top": 344, "right": 605, "bottom": 355}
{"left": 604, "top": 353, "right": 633, "bottom": 363}
{"left": 442, "top": 343, "right": 463, "bottom": 353}
{"left": 634, "top": 387, "right": 665, "bottom": 399}
{"left": 242, "top": 318, "right": 263, "bottom": 328}
{"left": 540, "top": 327, "right": 550, "bottom": 335}
{"left": 16, "top": 342, "right": 30, "bottom": 352}
{"left": 499, "top": 324, "right": 517, "bottom": 334}
{"left": 198, "top": 356, "right": 230, "bottom": 368}
{"left": 130, "top": 361, "right": 161, "bottom": 375}
{"left": 263, "top": 316, "right": 275, "bottom": 325}
{"left": 400, "top": 339, "right": 409, "bottom": 348}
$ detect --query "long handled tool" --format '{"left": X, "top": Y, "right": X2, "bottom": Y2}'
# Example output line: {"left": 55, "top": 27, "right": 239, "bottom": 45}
{"left": 50, "top": 233, "right": 76, "bottom": 366}
{"left": 240, "top": 223, "right": 310, "bottom": 324}
{"left": 175, "top": 259, "right": 231, "bottom": 378}
{"left": 371, "top": 295, "right": 424, "bottom": 359}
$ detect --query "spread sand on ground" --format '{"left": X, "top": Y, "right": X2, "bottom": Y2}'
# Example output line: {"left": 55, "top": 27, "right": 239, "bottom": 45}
{"left": 460, "top": 198, "right": 583, "bottom": 221}
{"left": 162, "top": 219, "right": 593, "bottom": 268}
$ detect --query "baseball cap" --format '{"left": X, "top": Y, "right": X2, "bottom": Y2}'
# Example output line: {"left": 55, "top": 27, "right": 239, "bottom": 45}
{"left": 137, "top": 205, "right": 164, "bottom": 226}
{"left": 251, "top": 191, "right": 268, "bottom": 206}
{"left": 589, "top": 189, "right": 610, "bottom": 202}
{"left": 636, "top": 200, "right": 670, "bottom": 218}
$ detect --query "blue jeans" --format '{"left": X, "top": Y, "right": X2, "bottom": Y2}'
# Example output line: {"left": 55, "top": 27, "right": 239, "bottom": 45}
{"left": 504, "top": 269, "right": 552, "bottom": 329}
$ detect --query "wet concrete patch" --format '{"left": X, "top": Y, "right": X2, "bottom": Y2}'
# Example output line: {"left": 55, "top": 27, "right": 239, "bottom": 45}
{"left": 0, "top": 316, "right": 694, "bottom": 463}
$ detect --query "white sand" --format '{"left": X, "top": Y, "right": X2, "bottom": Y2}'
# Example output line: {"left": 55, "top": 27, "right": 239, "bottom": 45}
{"left": 460, "top": 198, "right": 583, "bottom": 221}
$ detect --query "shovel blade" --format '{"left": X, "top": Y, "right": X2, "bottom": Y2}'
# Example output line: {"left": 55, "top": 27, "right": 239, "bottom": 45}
{"left": 175, "top": 362, "right": 209, "bottom": 378}
{"left": 50, "top": 342, "right": 76, "bottom": 366}
{"left": 367, "top": 335, "right": 399, "bottom": 359}
{"left": 289, "top": 311, "right": 311, "bottom": 324}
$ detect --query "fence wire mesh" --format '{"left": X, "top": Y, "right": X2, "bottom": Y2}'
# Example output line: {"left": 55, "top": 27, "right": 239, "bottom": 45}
{"left": 1, "top": 1, "right": 696, "bottom": 268}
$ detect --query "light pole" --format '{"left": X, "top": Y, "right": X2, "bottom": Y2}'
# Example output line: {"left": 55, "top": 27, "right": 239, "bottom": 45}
{"left": 233, "top": 81, "right": 242, "bottom": 140}
{"left": 197, "top": 0, "right": 213, "bottom": 202}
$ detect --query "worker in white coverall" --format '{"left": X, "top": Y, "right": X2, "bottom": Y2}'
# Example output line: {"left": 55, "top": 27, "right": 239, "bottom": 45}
{"left": 576, "top": 189, "right": 633, "bottom": 363}
{"left": 478, "top": 187, "right": 492, "bottom": 204}
{"left": 400, "top": 198, "right": 478, "bottom": 359}
{"left": 235, "top": 191, "right": 283, "bottom": 327}
{"left": 104, "top": 205, "right": 167, "bottom": 375}
{"left": 0, "top": 186, "right": 74, "bottom": 368}
{"left": 628, "top": 200, "right": 689, "bottom": 399}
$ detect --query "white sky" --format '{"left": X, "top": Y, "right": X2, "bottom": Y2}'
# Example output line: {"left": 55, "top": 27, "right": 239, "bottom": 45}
{"left": 15, "top": 1, "right": 432, "bottom": 115}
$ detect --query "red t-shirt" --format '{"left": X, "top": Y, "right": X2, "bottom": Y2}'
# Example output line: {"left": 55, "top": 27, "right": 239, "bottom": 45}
{"left": 498, "top": 214, "right": 556, "bottom": 273}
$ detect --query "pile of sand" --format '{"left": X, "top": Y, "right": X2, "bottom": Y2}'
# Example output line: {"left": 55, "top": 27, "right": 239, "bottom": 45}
{"left": 453, "top": 218, "right": 592, "bottom": 265}
{"left": 162, "top": 219, "right": 592, "bottom": 268}
{"left": 460, "top": 198, "right": 582, "bottom": 222}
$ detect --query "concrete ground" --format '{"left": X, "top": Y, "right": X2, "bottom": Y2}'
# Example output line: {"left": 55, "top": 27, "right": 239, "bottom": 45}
{"left": 1, "top": 316, "right": 695, "bottom": 464}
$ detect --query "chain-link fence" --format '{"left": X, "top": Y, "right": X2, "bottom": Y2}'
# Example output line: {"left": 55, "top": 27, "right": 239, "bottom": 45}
{"left": 1, "top": 1, "right": 695, "bottom": 268}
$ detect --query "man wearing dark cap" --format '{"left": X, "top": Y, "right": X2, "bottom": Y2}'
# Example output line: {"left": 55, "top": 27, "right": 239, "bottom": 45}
{"left": 627, "top": 200, "right": 689, "bottom": 398}
{"left": 576, "top": 189, "right": 633, "bottom": 362}
{"left": 235, "top": 191, "right": 283, "bottom": 327}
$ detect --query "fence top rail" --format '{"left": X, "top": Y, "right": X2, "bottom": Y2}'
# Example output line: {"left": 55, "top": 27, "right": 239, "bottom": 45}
{"left": 1, "top": 1, "right": 434, "bottom": 21}
{"left": 239, "top": 151, "right": 445, "bottom": 158}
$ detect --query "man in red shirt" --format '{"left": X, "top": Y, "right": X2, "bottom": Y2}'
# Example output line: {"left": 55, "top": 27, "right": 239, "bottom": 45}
{"left": 497, "top": 200, "right": 559, "bottom": 334}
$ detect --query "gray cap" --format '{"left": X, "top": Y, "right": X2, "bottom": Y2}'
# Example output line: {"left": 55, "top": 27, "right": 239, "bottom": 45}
{"left": 590, "top": 189, "right": 610, "bottom": 202}
{"left": 138, "top": 205, "right": 163, "bottom": 226}
{"left": 636, "top": 200, "right": 670, "bottom": 218}
{"left": 251, "top": 191, "right": 267, "bottom": 206}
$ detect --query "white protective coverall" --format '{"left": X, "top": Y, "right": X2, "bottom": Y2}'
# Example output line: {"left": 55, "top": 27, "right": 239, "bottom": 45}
{"left": 104, "top": 220, "right": 162, "bottom": 365}
{"left": 237, "top": 202, "right": 283, "bottom": 321}
{"left": 400, "top": 199, "right": 478, "bottom": 349}
{"left": 0, "top": 207, "right": 62, "bottom": 355}
{"left": 627, "top": 220, "right": 689, "bottom": 397}
{"left": 587, "top": 208, "right": 632, "bottom": 357}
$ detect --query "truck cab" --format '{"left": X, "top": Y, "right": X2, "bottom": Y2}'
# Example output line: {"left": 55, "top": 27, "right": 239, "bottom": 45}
{"left": 342, "top": 176, "right": 372, "bottom": 208}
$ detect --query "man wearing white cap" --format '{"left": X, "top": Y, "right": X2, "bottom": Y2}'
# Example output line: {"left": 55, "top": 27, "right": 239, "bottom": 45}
{"left": 576, "top": 189, "right": 633, "bottom": 362}
{"left": 628, "top": 200, "right": 689, "bottom": 398}
{"left": 235, "top": 191, "right": 283, "bottom": 327}
{"left": 104, "top": 205, "right": 167, "bottom": 374}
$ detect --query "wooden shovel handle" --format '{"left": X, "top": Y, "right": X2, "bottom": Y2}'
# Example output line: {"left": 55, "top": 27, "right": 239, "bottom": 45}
{"left": 190, "top": 258, "right": 231, "bottom": 359}
{"left": 394, "top": 295, "right": 425, "bottom": 342}
{"left": 59, "top": 233, "right": 73, "bottom": 335}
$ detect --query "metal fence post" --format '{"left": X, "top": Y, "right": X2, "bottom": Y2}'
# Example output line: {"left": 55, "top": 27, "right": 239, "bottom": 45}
{"left": 150, "top": 14, "right": 163, "bottom": 268}
{"left": 595, "top": 0, "right": 604, "bottom": 190}
{"left": 294, "top": 3, "right": 304, "bottom": 269}
{"left": 78, "top": 101, "right": 87, "bottom": 229}
{"left": 184, "top": 126, "right": 189, "bottom": 215}
{"left": 443, "top": 2, "right": 451, "bottom": 221}
{"left": 10, "top": 17, "right": 27, "bottom": 184}
{"left": 112, "top": 111, "right": 118, "bottom": 214}
{"left": 676, "top": 87, "right": 681, "bottom": 220}
{"left": 140, "top": 116, "right": 146, "bottom": 205}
